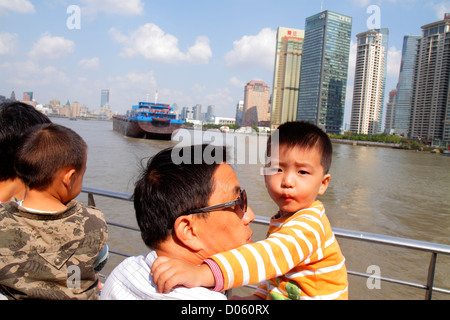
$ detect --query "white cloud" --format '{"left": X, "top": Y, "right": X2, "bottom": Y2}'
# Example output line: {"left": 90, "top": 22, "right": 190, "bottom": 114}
{"left": 28, "top": 33, "right": 74, "bottom": 60}
{"left": 186, "top": 36, "right": 212, "bottom": 65}
{"left": 229, "top": 76, "right": 246, "bottom": 88}
{"left": 348, "top": 0, "right": 420, "bottom": 7}
{"left": 0, "top": 0, "right": 34, "bottom": 14}
{"left": 191, "top": 84, "right": 206, "bottom": 94}
{"left": 430, "top": 1, "right": 450, "bottom": 19}
{"left": 80, "top": 0, "right": 144, "bottom": 16}
{"left": 0, "top": 32, "right": 18, "bottom": 55}
{"left": 347, "top": 40, "right": 357, "bottom": 82}
{"left": 225, "top": 28, "right": 277, "bottom": 72}
{"left": 205, "top": 88, "right": 233, "bottom": 105}
{"left": 109, "top": 23, "right": 212, "bottom": 64}
{"left": 108, "top": 70, "right": 157, "bottom": 91}
{"left": 79, "top": 57, "right": 100, "bottom": 69}
{"left": 0, "top": 60, "right": 69, "bottom": 87}
{"left": 387, "top": 45, "right": 402, "bottom": 79}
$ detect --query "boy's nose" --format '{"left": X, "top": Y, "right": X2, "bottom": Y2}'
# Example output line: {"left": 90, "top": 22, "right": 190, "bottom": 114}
{"left": 281, "top": 173, "right": 295, "bottom": 188}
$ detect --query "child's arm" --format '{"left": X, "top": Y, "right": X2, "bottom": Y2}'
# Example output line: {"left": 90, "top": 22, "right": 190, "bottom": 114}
{"left": 151, "top": 256, "right": 215, "bottom": 293}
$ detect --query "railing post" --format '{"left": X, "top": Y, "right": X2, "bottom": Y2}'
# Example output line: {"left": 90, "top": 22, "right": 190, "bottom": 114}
{"left": 425, "top": 252, "right": 437, "bottom": 300}
{"left": 87, "top": 192, "right": 96, "bottom": 207}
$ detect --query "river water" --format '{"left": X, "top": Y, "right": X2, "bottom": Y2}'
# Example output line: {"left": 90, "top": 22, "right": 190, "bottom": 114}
{"left": 52, "top": 117, "right": 450, "bottom": 300}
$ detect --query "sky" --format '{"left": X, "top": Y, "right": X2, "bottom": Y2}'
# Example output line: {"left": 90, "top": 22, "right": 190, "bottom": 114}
{"left": 1, "top": 0, "right": 449, "bottom": 124}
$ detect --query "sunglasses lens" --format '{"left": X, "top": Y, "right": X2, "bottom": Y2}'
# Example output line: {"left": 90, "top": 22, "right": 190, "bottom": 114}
{"left": 240, "top": 190, "right": 247, "bottom": 212}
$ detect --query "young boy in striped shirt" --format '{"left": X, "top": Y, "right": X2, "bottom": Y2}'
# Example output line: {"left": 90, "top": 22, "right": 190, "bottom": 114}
{"left": 152, "top": 121, "right": 348, "bottom": 300}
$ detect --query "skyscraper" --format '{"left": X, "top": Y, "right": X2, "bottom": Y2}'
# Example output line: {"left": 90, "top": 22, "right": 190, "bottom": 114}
{"left": 193, "top": 104, "right": 202, "bottom": 121}
{"left": 409, "top": 16, "right": 450, "bottom": 146}
{"left": 350, "top": 28, "right": 389, "bottom": 135}
{"left": 235, "top": 100, "right": 244, "bottom": 126}
{"left": 206, "top": 105, "right": 214, "bottom": 121}
{"left": 271, "top": 27, "right": 305, "bottom": 129}
{"left": 384, "top": 88, "right": 398, "bottom": 133}
{"left": 394, "top": 35, "right": 421, "bottom": 136}
{"left": 101, "top": 89, "right": 110, "bottom": 109}
{"left": 297, "top": 10, "right": 352, "bottom": 134}
{"left": 243, "top": 80, "right": 270, "bottom": 126}
{"left": 23, "top": 92, "right": 33, "bottom": 102}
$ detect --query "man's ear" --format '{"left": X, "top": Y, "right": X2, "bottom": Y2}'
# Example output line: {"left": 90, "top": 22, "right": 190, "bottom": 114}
{"left": 62, "top": 168, "right": 76, "bottom": 190}
{"left": 173, "top": 215, "right": 203, "bottom": 252}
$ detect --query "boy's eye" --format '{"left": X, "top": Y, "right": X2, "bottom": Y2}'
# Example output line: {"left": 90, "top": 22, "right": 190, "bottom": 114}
{"left": 262, "top": 167, "right": 280, "bottom": 175}
{"left": 298, "top": 170, "right": 309, "bottom": 175}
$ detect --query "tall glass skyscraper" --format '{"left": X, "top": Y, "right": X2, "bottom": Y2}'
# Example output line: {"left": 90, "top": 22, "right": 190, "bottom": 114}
{"left": 101, "top": 89, "right": 110, "bottom": 109}
{"left": 394, "top": 35, "right": 421, "bottom": 136}
{"left": 271, "top": 27, "right": 304, "bottom": 129}
{"left": 297, "top": 11, "right": 352, "bottom": 134}
{"left": 410, "top": 16, "right": 450, "bottom": 146}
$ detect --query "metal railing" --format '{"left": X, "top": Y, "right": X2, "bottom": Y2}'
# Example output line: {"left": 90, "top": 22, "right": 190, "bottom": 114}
{"left": 81, "top": 187, "right": 450, "bottom": 300}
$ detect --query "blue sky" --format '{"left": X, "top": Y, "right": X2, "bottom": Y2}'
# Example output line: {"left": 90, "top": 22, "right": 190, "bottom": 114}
{"left": 1, "top": 0, "right": 449, "bottom": 124}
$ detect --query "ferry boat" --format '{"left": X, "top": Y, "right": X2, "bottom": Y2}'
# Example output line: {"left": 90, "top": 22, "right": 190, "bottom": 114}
{"left": 113, "top": 100, "right": 183, "bottom": 140}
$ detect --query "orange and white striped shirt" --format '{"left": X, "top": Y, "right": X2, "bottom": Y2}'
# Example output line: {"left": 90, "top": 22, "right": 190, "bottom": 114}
{"left": 209, "top": 201, "right": 348, "bottom": 300}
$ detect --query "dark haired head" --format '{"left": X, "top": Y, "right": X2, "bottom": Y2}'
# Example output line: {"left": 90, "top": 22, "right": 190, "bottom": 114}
{"left": 268, "top": 121, "right": 332, "bottom": 174}
{"left": 133, "top": 144, "right": 228, "bottom": 249}
{"left": 0, "top": 102, "right": 51, "bottom": 181}
{"left": 15, "top": 123, "right": 87, "bottom": 191}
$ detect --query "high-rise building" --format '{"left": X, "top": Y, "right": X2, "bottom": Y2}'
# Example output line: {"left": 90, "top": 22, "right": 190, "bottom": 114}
{"left": 101, "top": 89, "right": 110, "bottom": 109}
{"left": 235, "top": 100, "right": 244, "bottom": 126}
{"left": 393, "top": 35, "right": 421, "bottom": 136}
{"left": 243, "top": 80, "right": 270, "bottom": 126}
{"left": 297, "top": 10, "right": 352, "bottom": 134}
{"left": 350, "top": 28, "right": 389, "bottom": 135}
{"left": 206, "top": 105, "right": 214, "bottom": 121}
{"left": 271, "top": 27, "right": 305, "bottom": 129}
{"left": 23, "top": 92, "right": 33, "bottom": 102}
{"left": 193, "top": 104, "right": 202, "bottom": 121}
{"left": 409, "top": 16, "right": 450, "bottom": 146}
{"left": 384, "top": 88, "right": 398, "bottom": 133}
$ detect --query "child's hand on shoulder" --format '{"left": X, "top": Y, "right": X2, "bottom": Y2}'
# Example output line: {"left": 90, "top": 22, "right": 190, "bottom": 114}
{"left": 151, "top": 256, "right": 214, "bottom": 293}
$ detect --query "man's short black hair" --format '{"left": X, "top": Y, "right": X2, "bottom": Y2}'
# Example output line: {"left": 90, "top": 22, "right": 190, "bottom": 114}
{"left": 15, "top": 123, "right": 87, "bottom": 191}
{"left": 267, "top": 121, "right": 333, "bottom": 174}
{"left": 0, "top": 102, "right": 51, "bottom": 181}
{"left": 133, "top": 144, "right": 228, "bottom": 249}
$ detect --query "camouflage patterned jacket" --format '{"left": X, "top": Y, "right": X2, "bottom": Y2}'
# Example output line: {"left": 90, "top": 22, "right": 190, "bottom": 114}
{"left": 0, "top": 200, "right": 108, "bottom": 300}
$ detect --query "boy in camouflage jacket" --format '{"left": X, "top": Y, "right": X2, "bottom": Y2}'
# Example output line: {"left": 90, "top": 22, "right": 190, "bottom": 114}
{"left": 0, "top": 123, "right": 108, "bottom": 300}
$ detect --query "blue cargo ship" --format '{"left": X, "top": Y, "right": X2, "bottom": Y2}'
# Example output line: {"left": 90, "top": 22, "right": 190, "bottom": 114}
{"left": 113, "top": 101, "right": 183, "bottom": 140}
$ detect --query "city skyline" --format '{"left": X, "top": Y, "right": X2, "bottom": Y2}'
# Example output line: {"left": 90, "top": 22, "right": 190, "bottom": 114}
{"left": 1, "top": 0, "right": 449, "bottom": 124}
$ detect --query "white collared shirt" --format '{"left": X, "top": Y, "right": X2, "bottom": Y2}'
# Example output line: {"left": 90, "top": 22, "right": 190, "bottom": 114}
{"left": 100, "top": 251, "right": 227, "bottom": 300}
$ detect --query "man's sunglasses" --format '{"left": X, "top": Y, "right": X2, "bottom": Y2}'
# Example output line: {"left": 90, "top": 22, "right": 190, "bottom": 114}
{"left": 185, "top": 189, "right": 247, "bottom": 215}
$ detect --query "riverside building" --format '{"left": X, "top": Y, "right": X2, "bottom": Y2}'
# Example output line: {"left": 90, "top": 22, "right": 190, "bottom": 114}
{"left": 270, "top": 27, "right": 305, "bottom": 129}
{"left": 350, "top": 28, "right": 389, "bottom": 135}
{"left": 393, "top": 35, "right": 421, "bottom": 136}
{"left": 409, "top": 15, "right": 450, "bottom": 147}
{"left": 297, "top": 10, "right": 352, "bottom": 134}
{"left": 242, "top": 80, "right": 271, "bottom": 127}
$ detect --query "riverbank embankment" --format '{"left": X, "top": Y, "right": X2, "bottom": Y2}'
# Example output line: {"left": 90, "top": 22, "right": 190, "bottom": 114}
{"left": 331, "top": 138, "right": 401, "bottom": 148}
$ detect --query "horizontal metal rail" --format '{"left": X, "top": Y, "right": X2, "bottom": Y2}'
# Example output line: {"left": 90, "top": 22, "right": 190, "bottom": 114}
{"left": 81, "top": 187, "right": 450, "bottom": 300}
